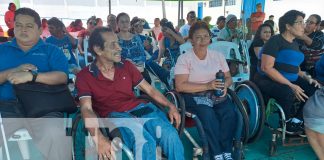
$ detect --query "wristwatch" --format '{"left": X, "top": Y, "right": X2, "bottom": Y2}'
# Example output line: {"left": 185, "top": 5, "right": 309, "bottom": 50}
{"left": 29, "top": 70, "right": 38, "bottom": 83}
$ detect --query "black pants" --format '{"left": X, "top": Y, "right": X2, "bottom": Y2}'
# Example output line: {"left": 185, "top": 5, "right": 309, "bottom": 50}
{"left": 254, "top": 73, "right": 317, "bottom": 120}
{"left": 249, "top": 64, "right": 257, "bottom": 82}
{"left": 141, "top": 69, "right": 152, "bottom": 85}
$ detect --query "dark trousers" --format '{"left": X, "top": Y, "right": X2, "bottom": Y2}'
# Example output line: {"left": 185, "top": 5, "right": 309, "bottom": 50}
{"left": 145, "top": 60, "right": 170, "bottom": 88}
{"left": 254, "top": 73, "right": 317, "bottom": 120}
{"left": 249, "top": 64, "right": 257, "bottom": 82}
{"left": 141, "top": 69, "right": 152, "bottom": 85}
{"left": 182, "top": 94, "right": 236, "bottom": 157}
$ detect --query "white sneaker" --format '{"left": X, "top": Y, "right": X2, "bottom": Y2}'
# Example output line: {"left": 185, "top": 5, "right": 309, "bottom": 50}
{"left": 214, "top": 154, "right": 224, "bottom": 160}
{"left": 223, "top": 152, "right": 233, "bottom": 160}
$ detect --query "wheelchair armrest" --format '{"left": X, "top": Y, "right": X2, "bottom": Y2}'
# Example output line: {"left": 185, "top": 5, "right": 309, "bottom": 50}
{"left": 164, "top": 91, "right": 187, "bottom": 136}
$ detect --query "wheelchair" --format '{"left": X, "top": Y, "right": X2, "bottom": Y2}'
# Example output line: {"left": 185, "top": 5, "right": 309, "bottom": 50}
{"left": 264, "top": 97, "right": 308, "bottom": 156}
{"left": 164, "top": 89, "right": 249, "bottom": 160}
{"left": 180, "top": 40, "right": 266, "bottom": 144}
{"left": 70, "top": 110, "right": 134, "bottom": 160}
{"left": 70, "top": 95, "right": 181, "bottom": 160}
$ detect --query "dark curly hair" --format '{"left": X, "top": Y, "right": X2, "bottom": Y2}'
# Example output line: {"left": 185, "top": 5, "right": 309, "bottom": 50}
{"left": 278, "top": 10, "right": 305, "bottom": 34}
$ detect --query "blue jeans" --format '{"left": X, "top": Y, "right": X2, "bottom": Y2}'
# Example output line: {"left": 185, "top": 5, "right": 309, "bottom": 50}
{"left": 182, "top": 94, "right": 237, "bottom": 158}
{"left": 145, "top": 61, "right": 170, "bottom": 89}
{"left": 107, "top": 103, "right": 184, "bottom": 160}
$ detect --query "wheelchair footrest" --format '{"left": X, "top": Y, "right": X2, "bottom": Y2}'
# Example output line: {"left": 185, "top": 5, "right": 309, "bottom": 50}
{"left": 283, "top": 136, "right": 308, "bottom": 147}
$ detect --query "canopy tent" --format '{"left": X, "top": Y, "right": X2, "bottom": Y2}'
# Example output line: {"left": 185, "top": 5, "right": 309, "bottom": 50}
{"left": 149, "top": 0, "right": 266, "bottom": 27}
{"left": 12, "top": 0, "right": 265, "bottom": 27}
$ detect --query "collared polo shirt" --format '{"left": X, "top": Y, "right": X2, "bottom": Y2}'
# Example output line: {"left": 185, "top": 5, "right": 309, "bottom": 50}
{"left": 0, "top": 38, "right": 69, "bottom": 100}
{"left": 76, "top": 60, "right": 145, "bottom": 117}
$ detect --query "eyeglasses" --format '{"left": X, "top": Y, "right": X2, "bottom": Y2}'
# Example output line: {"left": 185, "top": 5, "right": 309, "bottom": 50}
{"left": 305, "top": 20, "right": 317, "bottom": 25}
{"left": 294, "top": 20, "right": 305, "bottom": 26}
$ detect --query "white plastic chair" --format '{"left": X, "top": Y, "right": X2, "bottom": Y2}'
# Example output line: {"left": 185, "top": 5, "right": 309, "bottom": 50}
{"left": 0, "top": 113, "right": 32, "bottom": 160}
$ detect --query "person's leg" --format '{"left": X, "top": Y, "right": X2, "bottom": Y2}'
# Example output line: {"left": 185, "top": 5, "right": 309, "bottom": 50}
{"left": 254, "top": 74, "right": 296, "bottom": 119}
{"left": 145, "top": 60, "right": 170, "bottom": 87}
{"left": 213, "top": 98, "right": 236, "bottom": 155}
{"left": 305, "top": 127, "right": 324, "bottom": 159}
{"left": 139, "top": 103, "right": 184, "bottom": 160}
{"left": 108, "top": 111, "right": 156, "bottom": 160}
{"left": 293, "top": 77, "right": 318, "bottom": 120}
{"left": 249, "top": 65, "right": 257, "bottom": 82}
{"left": 142, "top": 69, "right": 152, "bottom": 85}
{"left": 254, "top": 74, "right": 304, "bottom": 133}
{"left": 29, "top": 112, "right": 72, "bottom": 160}
{"left": 182, "top": 94, "right": 223, "bottom": 159}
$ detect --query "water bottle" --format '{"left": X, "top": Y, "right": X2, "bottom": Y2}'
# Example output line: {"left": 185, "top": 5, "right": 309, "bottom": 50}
{"left": 215, "top": 70, "right": 225, "bottom": 97}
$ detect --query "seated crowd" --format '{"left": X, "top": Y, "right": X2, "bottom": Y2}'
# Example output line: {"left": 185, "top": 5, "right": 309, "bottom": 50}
{"left": 0, "top": 4, "right": 324, "bottom": 160}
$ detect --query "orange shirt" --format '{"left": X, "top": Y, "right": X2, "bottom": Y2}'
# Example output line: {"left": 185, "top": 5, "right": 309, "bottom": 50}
{"left": 250, "top": 12, "right": 265, "bottom": 32}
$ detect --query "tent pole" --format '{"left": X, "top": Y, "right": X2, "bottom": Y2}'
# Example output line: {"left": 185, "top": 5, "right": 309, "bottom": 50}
{"left": 162, "top": 0, "right": 166, "bottom": 18}
{"left": 181, "top": 0, "right": 183, "bottom": 20}
{"left": 223, "top": 0, "right": 226, "bottom": 16}
{"left": 108, "top": 0, "right": 111, "bottom": 15}
{"left": 178, "top": 0, "right": 180, "bottom": 26}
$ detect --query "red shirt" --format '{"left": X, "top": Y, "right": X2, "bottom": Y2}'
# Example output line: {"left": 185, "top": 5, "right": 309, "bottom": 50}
{"left": 77, "top": 29, "right": 90, "bottom": 38}
{"left": 5, "top": 10, "right": 15, "bottom": 29}
{"left": 76, "top": 60, "right": 145, "bottom": 117}
{"left": 250, "top": 12, "right": 265, "bottom": 32}
{"left": 157, "top": 32, "right": 164, "bottom": 41}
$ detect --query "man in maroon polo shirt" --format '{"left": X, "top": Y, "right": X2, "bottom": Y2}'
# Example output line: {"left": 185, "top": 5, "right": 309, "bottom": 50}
{"left": 76, "top": 27, "right": 184, "bottom": 160}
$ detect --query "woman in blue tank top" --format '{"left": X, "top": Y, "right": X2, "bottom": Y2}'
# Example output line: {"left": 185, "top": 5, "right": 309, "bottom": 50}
{"left": 254, "top": 10, "right": 321, "bottom": 135}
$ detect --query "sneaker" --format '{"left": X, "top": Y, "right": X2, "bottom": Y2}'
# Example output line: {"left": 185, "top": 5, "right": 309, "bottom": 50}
{"left": 214, "top": 154, "right": 224, "bottom": 160}
{"left": 285, "top": 121, "right": 304, "bottom": 135}
{"left": 223, "top": 153, "right": 233, "bottom": 160}
{"left": 299, "top": 130, "right": 307, "bottom": 138}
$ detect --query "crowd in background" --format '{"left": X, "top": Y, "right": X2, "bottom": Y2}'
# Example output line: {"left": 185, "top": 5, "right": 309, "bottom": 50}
{"left": 1, "top": 2, "right": 324, "bottom": 160}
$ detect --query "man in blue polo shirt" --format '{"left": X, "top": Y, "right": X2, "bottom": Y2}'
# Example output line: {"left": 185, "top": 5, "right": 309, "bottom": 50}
{"left": 0, "top": 8, "right": 71, "bottom": 159}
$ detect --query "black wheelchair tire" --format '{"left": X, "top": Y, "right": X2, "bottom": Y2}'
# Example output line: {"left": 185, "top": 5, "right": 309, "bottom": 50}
{"left": 227, "top": 89, "right": 250, "bottom": 144}
{"left": 236, "top": 80, "right": 266, "bottom": 143}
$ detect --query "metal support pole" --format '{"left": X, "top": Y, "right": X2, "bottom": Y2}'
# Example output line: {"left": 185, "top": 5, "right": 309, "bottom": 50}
{"left": 178, "top": 0, "right": 180, "bottom": 26}
{"left": 162, "top": 0, "right": 166, "bottom": 18}
{"left": 108, "top": 0, "right": 111, "bottom": 15}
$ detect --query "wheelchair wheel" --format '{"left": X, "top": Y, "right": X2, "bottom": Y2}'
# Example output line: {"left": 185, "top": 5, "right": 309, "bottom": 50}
{"left": 227, "top": 89, "right": 250, "bottom": 144}
{"left": 235, "top": 80, "right": 265, "bottom": 143}
{"left": 164, "top": 91, "right": 186, "bottom": 136}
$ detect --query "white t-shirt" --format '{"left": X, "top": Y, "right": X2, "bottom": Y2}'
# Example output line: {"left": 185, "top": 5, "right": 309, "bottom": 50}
{"left": 179, "top": 24, "right": 191, "bottom": 37}
{"left": 174, "top": 48, "right": 229, "bottom": 83}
